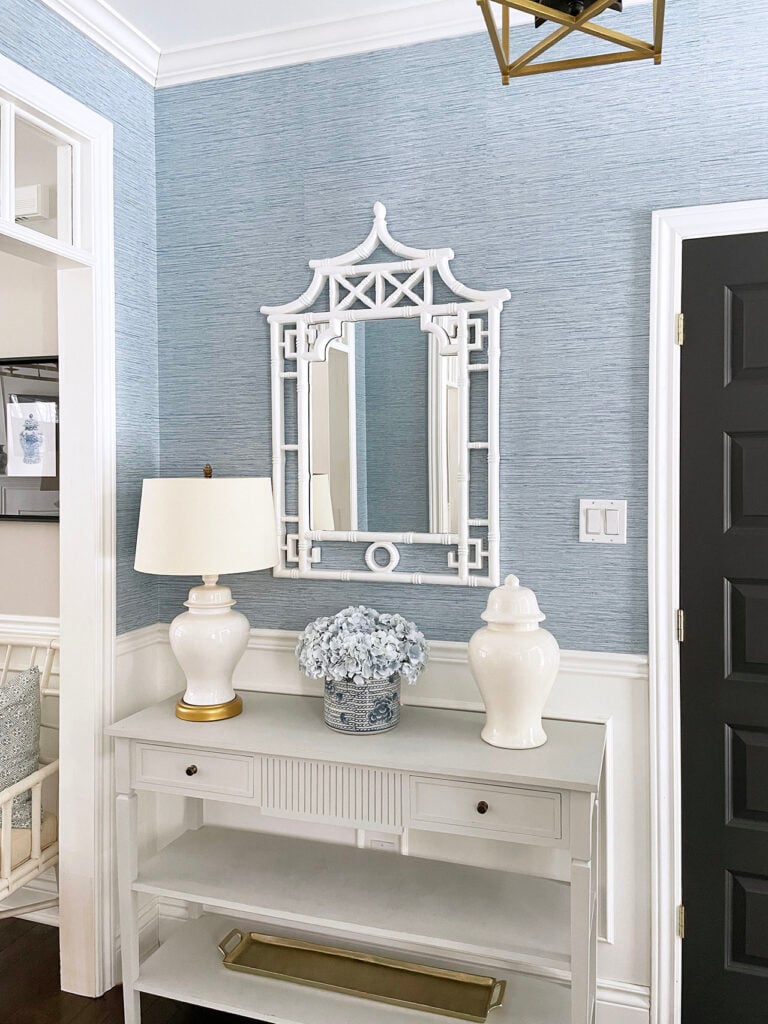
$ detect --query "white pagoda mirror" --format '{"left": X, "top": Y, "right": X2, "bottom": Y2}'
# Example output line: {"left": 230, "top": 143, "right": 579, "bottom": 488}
{"left": 262, "top": 203, "right": 510, "bottom": 587}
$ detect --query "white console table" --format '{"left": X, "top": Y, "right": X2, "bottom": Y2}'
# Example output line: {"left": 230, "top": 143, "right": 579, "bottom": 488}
{"left": 108, "top": 692, "right": 605, "bottom": 1024}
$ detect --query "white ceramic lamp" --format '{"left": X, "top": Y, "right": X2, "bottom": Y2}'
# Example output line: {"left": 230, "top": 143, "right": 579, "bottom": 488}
{"left": 134, "top": 474, "right": 278, "bottom": 721}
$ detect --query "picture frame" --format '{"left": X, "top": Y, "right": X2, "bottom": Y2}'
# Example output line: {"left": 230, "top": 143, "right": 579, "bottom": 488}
{"left": 0, "top": 356, "right": 59, "bottom": 522}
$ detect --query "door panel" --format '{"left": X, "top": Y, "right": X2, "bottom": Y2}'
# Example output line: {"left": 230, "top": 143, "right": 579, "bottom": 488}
{"left": 681, "top": 232, "right": 768, "bottom": 1023}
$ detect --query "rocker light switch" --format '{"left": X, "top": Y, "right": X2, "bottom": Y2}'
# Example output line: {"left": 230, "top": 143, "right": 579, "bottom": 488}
{"left": 579, "top": 499, "right": 627, "bottom": 544}
{"left": 585, "top": 508, "right": 603, "bottom": 535}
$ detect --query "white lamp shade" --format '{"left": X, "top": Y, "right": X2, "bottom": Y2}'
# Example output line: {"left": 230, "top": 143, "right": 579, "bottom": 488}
{"left": 134, "top": 477, "right": 278, "bottom": 577}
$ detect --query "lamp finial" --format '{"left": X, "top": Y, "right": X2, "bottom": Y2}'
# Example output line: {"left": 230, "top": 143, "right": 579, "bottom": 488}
{"left": 203, "top": 464, "right": 213, "bottom": 479}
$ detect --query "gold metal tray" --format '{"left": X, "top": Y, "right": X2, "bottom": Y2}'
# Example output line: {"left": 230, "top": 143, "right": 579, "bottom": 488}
{"left": 218, "top": 928, "right": 506, "bottom": 1022}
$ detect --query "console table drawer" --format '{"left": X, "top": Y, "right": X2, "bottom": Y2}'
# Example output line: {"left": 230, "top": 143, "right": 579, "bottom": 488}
{"left": 134, "top": 744, "right": 255, "bottom": 798}
{"left": 408, "top": 777, "right": 562, "bottom": 841}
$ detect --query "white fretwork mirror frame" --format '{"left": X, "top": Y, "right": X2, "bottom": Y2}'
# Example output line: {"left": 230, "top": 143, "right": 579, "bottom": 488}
{"left": 261, "top": 203, "right": 510, "bottom": 587}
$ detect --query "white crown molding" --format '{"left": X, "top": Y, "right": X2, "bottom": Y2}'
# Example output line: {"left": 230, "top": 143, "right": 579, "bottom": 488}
{"left": 155, "top": 1, "right": 487, "bottom": 88}
{"left": 39, "top": 0, "right": 160, "bottom": 86}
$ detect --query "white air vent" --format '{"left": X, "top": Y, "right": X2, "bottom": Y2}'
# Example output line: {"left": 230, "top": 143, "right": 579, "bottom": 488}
{"left": 15, "top": 184, "right": 51, "bottom": 221}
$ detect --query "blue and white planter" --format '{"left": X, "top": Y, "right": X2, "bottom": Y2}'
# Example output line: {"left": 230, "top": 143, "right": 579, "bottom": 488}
{"left": 323, "top": 674, "right": 401, "bottom": 734}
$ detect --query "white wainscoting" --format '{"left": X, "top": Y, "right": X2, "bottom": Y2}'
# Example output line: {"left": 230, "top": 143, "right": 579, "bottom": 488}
{"left": 115, "top": 624, "right": 650, "bottom": 1024}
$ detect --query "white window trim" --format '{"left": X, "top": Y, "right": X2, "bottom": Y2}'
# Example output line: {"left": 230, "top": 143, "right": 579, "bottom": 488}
{"left": 0, "top": 52, "right": 116, "bottom": 997}
{"left": 649, "top": 197, "right": 768, "bottom": 1024}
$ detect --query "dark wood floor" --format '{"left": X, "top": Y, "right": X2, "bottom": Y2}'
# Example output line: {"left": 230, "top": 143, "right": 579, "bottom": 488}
{"left": 0, "top": 919, "right": 255, "bottom": 1024}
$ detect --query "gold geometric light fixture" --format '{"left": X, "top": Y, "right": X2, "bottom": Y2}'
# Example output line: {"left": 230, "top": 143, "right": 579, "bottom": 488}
{"left": 477, "top": 0, "right": 666, "bottom": 83}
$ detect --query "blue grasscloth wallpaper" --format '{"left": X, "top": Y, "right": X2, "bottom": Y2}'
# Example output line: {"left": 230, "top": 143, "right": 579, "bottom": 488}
{"left": 363, "top": 320, "right": 429, "bottom": 534}
{"left": 8, "top": 0, "right": 767, "bottom": 650}
{"left": 155, "top": 0, "right": 768, "bottom": 652}
{"left": 0, "top": 0, "right": 158, "bottom": 633}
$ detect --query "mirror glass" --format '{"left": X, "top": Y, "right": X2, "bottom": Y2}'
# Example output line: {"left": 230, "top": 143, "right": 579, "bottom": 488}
{"left": 309, "top": 319, "right": 459, "bottom": 535}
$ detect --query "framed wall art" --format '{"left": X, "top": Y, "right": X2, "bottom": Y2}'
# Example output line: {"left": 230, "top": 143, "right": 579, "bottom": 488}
{"left": 0, "top": 357, "right": 59, "bottom": 522}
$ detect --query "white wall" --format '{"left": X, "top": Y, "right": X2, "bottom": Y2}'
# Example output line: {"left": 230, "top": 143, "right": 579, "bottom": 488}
{"left": 0, "top": 251, "right": 59, "bottom": 617}
{"left": 0, "top": 251, "right": 58, "bottom": 356}
{"left": 115, "top": 625, "right": 651, "bottom": 1024}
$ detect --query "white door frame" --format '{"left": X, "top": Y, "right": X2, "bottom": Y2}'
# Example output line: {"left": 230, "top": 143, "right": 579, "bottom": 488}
{"left": 649, "top": 197, "right": 768, "bottom": 1024}
{"left": 0, "top": 54, "right": 116, "bottom": 996}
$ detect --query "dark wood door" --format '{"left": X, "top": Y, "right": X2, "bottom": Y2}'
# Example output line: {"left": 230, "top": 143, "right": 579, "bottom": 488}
{"left": 681, "top": 231, "right": 768, "bottom": 1023}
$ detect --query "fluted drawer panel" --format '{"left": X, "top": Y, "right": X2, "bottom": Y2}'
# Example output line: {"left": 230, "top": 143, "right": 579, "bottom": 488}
{"left": 260, "top": 757, "right": 404, "bottom": 828}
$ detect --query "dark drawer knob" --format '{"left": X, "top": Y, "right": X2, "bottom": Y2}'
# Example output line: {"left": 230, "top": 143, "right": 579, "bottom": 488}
{"left": 476, "top": 800, "right": 489, "bottom": 815}
{"left": 185, "top": 764, "right": 198, "bottom": 777}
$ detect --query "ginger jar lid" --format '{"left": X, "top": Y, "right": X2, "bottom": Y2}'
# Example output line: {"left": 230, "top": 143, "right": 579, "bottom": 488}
{"left": 480, "top": 574, "right": 545, "bottom": 625}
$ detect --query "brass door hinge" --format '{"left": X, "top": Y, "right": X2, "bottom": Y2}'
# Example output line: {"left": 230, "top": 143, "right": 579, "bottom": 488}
{"left": 677, "top": 904, "right": 685, "bottom": 939}
{"left": 677, "top": 609, "right": 685, "bottom": 643}
{"left": 676, "top": 312, "right": 685, "bottom": 347}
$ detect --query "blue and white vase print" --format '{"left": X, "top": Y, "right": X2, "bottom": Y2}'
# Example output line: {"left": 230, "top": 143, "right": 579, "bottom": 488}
{"left": 19, "top": 413, "right": 43, "bottom": 465}
{"left": 323, "top": 674, "right": 401, "bottom": 734}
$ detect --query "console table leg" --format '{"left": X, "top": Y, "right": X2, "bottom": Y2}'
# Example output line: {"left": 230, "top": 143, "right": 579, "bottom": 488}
{"left": 116, "top": 792, "right": 141, "bottom": 1024}
{"left": 571, "top": 792, "right": 598, "bottom": 1024}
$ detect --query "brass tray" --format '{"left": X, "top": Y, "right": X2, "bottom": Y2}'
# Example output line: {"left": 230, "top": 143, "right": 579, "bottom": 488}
{"left": 218, "top": 928, "right": 506, "bottom": 1022}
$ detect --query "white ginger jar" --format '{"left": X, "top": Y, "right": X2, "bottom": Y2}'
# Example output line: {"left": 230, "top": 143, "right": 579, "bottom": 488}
{"left": 468, "top": 574, "right": 560, "bottom": 749}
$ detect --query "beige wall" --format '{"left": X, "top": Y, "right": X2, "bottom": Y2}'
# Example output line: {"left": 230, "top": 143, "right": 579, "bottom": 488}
{"left": 0, "top": 251, "right": 58, "bottom": 357}
{"left": 0, "top": 251, "right": 59, "bottom": 616}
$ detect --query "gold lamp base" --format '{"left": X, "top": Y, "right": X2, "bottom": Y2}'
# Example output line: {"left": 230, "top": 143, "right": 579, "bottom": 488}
{"left": 175, "top": 695, "right": 243, "bottom": 722}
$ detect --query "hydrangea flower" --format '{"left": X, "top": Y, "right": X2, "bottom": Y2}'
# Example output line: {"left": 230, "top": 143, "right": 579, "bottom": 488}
{"left": 296, "top": 606, "right": 428, "bottom": 688}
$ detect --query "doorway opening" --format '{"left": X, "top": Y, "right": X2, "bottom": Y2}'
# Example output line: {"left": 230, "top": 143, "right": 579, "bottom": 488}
{"left": 649, "top": 199, "right": 768, "bottom": 1024}
{"left": 0, "top": 54, "right": 116, "bottom": 997}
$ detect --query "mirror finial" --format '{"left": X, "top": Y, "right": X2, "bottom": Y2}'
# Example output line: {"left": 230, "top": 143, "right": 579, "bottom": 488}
{"left": 373, "top": 201, "right": 387, "bottom": 222}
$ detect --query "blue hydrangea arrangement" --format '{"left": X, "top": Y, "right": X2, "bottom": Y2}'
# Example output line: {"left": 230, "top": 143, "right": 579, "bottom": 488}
{"left": 296, "top": 605, "right": 428, "bottom": 688}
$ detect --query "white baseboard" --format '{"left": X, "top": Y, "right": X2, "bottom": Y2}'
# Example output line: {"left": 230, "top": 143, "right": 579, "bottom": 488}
{"left": 597, "top": 981, "right": 650, "bottom": 1024}
{"left": 7, "top": 875, "right": 59, "bottom": 927}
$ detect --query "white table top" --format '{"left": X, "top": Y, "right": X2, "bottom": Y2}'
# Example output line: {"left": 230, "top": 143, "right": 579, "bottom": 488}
{"left": 107, "top": 692, "right": 606, "bottom": 793}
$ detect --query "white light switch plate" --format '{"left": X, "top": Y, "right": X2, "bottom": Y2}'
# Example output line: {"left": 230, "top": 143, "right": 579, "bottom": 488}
{"left": 579, "top": 499, "right": 627, "bottom": 544}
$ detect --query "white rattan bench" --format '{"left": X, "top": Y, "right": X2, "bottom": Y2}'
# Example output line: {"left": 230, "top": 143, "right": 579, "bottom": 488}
{"left": 0, "top": 637, "right": 59, "bottom": 920}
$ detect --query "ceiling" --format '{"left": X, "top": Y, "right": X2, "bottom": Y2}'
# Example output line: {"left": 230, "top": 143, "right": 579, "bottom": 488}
{"left": 105, "top": 0, "right": 445, "bottom": 53}
{"left": 42, "top": 0, "right": 487, "bottom": 88}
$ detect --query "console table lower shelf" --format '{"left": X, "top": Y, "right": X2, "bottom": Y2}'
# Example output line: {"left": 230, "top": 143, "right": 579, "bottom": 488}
{"left": 135, "top": 913, "right": 571, "bottom": 1024}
